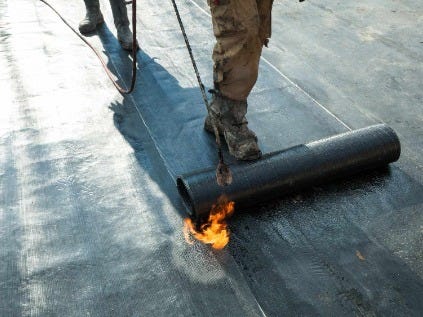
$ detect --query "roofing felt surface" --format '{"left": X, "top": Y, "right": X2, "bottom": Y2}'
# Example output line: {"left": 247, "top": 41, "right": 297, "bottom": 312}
{"left": 1, "top": 0, "right": 422, "bottom": 316}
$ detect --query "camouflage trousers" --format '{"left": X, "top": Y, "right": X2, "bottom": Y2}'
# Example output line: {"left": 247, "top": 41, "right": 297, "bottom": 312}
{"left": 208, "top": 0, "right": 274, "bottom": 101}
{"left": 83, "top": 0, "right": 129, "bottom": 27}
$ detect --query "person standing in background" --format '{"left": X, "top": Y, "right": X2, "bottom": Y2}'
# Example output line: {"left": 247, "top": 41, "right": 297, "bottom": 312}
{"left": 78, "top": 0, "right": 136, "bottom": 50}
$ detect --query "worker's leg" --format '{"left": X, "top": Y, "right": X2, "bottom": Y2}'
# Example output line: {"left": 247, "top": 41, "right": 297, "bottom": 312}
{"left": 205, "top": 0, "right": 269, "bottom": 160}
{"left": 209, "top": 0, "right": 263, "bottom": 101}
{"left": 108, "top": 0, "right": 137, "bottom": 50}
{"left": 79, "top": 0, "right": 104, "bottom": 34}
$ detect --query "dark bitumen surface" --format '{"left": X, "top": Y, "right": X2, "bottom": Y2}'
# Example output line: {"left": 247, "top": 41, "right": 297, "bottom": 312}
{"left": 1, "top": 0, "right": 422, "bottom": 316}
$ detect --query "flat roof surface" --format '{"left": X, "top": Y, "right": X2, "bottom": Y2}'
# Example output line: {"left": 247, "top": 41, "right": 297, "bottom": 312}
{"left": 1, "top": 0, "right": 422, "bottom": 316}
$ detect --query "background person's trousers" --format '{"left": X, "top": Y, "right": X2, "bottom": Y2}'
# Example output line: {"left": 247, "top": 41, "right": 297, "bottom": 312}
{"left": 208, "top": 0, "right": 274, "bottom": 101}
{"left": 83, "top": 0, "right": 130, "bottom": 27}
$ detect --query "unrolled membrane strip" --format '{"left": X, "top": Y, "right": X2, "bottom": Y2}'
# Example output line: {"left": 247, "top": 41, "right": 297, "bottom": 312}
{"left": 177, "top": 124, "right": 401, "bottom": 219}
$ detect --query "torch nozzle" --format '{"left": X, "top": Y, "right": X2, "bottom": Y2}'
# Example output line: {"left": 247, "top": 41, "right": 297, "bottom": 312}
{"left": 216, "top": 161, "right": 233, "bottom": 186}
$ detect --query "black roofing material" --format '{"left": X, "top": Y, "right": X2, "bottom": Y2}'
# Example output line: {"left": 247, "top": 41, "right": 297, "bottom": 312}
{"left": 177, "top": 124, "right": 400, "bottom": 219}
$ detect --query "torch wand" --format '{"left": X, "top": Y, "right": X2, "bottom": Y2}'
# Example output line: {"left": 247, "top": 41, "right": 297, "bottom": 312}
{"left": 170, "top": 0, "right": 233, "bottom": 187}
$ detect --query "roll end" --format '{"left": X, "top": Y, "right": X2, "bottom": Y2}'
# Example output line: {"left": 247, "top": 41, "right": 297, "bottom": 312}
{"left": 177, "top": 177, "right": 195, "bottom": 216}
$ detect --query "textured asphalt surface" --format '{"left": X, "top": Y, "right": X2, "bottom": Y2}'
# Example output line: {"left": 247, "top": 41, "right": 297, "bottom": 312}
{"left": 1, "top": 0, "right": 422, "bottom": 316}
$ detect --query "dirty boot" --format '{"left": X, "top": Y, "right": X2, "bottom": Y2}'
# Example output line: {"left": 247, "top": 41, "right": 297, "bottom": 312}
{"left": 109, "top": 0, "right": 138, "bottom": 51}
{"left": 205, "top": 93, "right": 261, "bottom": 161}
{"left": 204, "top": 96, "right": 223, "bottom": 136}
{"left": 79, "top": 0, "right": 104, "bottom": 34}
{"left": 116, "top": 24, "right": 138, "bottom": 51}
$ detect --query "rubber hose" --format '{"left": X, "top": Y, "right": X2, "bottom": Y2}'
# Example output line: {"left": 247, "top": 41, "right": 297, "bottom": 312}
{"left": 177, "top": 124, "right": 401, "bottom": 219}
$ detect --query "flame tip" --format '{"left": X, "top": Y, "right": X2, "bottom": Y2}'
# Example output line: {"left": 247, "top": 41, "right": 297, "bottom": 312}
{"left": 183, "top": 195, "right": 235, "bottom": 249}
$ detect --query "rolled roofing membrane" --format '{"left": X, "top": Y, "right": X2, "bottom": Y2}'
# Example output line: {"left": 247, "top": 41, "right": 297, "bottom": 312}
{"left": 177, "top": 124, "right": 401, "bottom": 219}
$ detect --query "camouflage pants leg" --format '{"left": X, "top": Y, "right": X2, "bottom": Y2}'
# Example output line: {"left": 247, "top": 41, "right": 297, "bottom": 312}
{"left": 109, "top": 0, "right": 130, "bottom": 27}
{"left": 208, "top": 0, "right": 274, "bottom": 101}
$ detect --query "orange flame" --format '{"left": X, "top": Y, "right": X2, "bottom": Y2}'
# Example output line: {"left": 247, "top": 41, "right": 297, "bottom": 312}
{"left": 183, "top": 196, "right": 235, "bottom": 250}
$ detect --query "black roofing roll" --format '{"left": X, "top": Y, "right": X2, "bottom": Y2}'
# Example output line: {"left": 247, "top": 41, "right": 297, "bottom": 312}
{"left": 177, "top": 124, "right": 401, "bottom": 219}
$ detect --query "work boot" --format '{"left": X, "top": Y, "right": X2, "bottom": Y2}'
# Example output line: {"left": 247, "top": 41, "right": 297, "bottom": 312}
{"left": 116, "top": 24, "right": 138, "bottom": 51}
{"left": 204, "top": 113, "right": 223, "bottom": 135}
{"left": 109, "top": 0, "right": 138, "bottom": 51}
{"left": 204, "top": 93, "right": 262, "bottom": 161}
{"left": 79, "top": 0, "right": 104, "bottom": 34}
